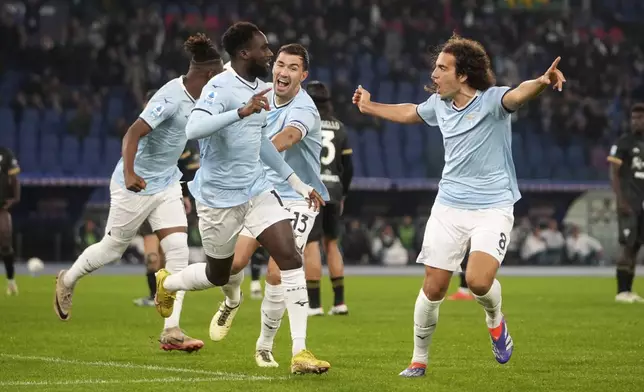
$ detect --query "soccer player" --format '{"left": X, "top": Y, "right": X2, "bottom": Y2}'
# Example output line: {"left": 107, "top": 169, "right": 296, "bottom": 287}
{"left": 352, "top": 33, "right": 565, "bottom": 376}
{"left": 0, "top": 146, "right": 20, "bottom": 295}
{"left": 222, "top": 44, "right": 331, "bottom": 370}
{"left": 303, "top": 81, "right": 353, "bottom": 316}
{"left": 153, "top": 23, "right": 328, "bottom": 374}
{"left": 53, "top": 34, "right": 223, "bottom": 352}
{"left": 248, "top": 248, "right": 267, "bottom": 299}
{"left": 133, "top": 136, "right": 200, "bottom": 307}
{"left": 608, "top": 102, "right": 644, "bottom": 304}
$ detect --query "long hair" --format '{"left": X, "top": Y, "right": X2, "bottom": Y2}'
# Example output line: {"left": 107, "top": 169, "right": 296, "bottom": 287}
{"left": 425, "top": 33, "right": 496, "bottom": 93}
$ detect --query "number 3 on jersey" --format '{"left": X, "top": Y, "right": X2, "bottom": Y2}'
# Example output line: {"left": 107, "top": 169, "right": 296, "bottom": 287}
{"left": 292, "top": 211, "right": 309, "bottom": 234}
{"left": 321, "top": 130, "right": 336, "bottom": 166}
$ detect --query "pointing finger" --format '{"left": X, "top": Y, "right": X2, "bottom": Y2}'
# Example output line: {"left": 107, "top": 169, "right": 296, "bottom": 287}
{"left": 255, "top": 87, "right": 272, "bottom": 97}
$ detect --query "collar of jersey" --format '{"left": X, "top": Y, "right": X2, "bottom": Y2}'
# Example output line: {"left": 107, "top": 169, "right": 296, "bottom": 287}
{"left": 179, "top": 76, "right": 196, "bottom": 102}
{"left": 272, "top": 85, "right": 300, "bottom": 109}
{"left": 226, "top": 66, "right": 259, "bottom": 90}
{"left": 450, "top": 90, "right": 481, "bottom": 111}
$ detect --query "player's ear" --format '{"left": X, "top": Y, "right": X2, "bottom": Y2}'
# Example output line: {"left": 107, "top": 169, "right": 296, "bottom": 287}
{"left": 301, "top": 70, "right": 309, "bottom": 83}
{"left": 458, "top": 73, "right": 468, "bottom": 84}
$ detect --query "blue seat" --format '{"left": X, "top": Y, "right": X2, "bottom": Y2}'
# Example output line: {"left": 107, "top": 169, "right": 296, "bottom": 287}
{"left": 377, "top": 81, "right": 394, "bottom": 103}
{"left": 61, "top": 136, "right": 80, "bottom": 174}
{"left": 362, "top": 129, "right": 386, "bottom": 177}
{"left": 39, "top": 134, "right": 61, "bottom": 175}
{"left": 42, "top": 109, "right": 62, "bottom": 134}
{"left": 396, "top": 82, "right": 415, "bottom": 103}
{"left": 81, "top": 137, "right": 101, "bottom": 175}
{"left": 316, "top": 67, "right": 332, "bottom": 86}
{"left": 347, "top": 129, "right": 364, "bottom": 177}
{"left": 0, "top": 108, "right": 16, "bottom": 151}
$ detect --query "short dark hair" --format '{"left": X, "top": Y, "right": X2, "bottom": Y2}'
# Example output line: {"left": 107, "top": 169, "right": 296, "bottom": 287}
{"left": 306, "top": 81, "right": 333, "bottom": 116}
{"left": 183, "top": 33, "right": 221, "bottom": 63}
{"left": 277, "top": 44, "right": 309, "bottom": 71}
{"left": 632, "top": 103, "right": 644, "bottom": 114}
{"left": 428, "top": 33, "right": 496, "bottom": 92}
{"left": 221, "top": 22, "right": 261, "bottom": 58}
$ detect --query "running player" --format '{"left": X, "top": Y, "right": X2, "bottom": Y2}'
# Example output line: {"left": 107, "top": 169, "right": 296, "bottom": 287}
{"left": 0, "top": 146, "right": 20, "bottom": 295}
{"left": 133, "top": 90, "right": 200, "bottom": 307}
{"left": 303, "top": 81, "right": 353, "bottom": 316}
{"left": 53, "top": 34, "right": 223, "bottom": 353}
{"left": 607, "top": 102, "right": 644, "bottom": 303}
{"left": 353, "top": 33, "right": 565, "bottom": 376}
{"left": 131, "top": 90, "right": 199, "bottom": 308}
{"left": 153, "top": 23, "right": 329, "bottom": 374}
{"left": 221, "top": 44, "right": 331, "bottom": 369}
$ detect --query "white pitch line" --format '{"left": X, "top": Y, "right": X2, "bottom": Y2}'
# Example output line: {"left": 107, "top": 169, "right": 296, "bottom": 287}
{"left": 0, "top": 353, "right": 282, "bottom": 381}
{"left": 0, "top": 376, "right": 248, "bottom": 387}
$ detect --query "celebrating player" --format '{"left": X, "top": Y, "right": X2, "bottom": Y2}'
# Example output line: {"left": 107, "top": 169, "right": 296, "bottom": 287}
{"left": 153, "top": 23, "right": 328, "bottom": 374}
{"left": 607, "top": 102, "right": 644, "bottom": 304}
{"left": 353, "top": 33, "right": 565, "bottom": 376}
{"left": 0, "top": 146, "right": 20, "bottom": 296}
{"left": 221, "top": 44, "right": 331, "bottom": 370}
{"left": 53, "top": 34, "right": 224, "bottom": 353}
{"left": 303, "top": 81, "right": 353, "bottom": 316}
{"left": 131, "top": 90, "right": 200, "bottom": 309}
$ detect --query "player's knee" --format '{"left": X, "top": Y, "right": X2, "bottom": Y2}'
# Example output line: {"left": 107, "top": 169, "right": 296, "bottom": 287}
{"left": 101, "top": 234, "right": 130, "bottom": 258}
{"left": 279, "top": 249, "right": 303, "bottom": 271}
{"left": 159, "top": 233, "right": 188, "bottom": 273}
{"left": 266, "top": 269, "right": 281, "bottom": 285}
{"left": 422, "top": 273, "right": 450, "bottom": 301}
{"left": 465, "top": 274, "right": 493, "bottom": 296}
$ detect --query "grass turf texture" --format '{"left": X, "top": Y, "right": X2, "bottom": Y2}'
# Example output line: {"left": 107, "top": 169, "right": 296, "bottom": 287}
{"left": 1, "top": 275, "right": 643, "bottom": 391}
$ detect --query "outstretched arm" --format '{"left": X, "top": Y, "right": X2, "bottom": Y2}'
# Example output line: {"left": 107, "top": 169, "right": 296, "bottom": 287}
{"left": 502, "top": 57, "right": 566, "bottom": 112}
{"left": 352, "top": 85, "right": 423, "bottom": 124}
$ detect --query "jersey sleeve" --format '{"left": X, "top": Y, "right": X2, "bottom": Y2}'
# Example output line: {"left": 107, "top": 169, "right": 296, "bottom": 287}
{"left": 608, "top": 136, "right": 630, "bottom": 166}
{"left": 416, "top": 94, "right": 439, "bottom": 126}
{"left": 2, "top": 149, "right": 20, "bottom": 176}
{"left": 139, "top": 92, "right": 180, "bottom": 130}
{"left": 193, "top": 84, "right": 232, "bottom": 115}
{"left": 486, "top": 86, "right": 514, "bottom": 119}
{"left": 283, "top": 106, "right": 317, "bottom": 138}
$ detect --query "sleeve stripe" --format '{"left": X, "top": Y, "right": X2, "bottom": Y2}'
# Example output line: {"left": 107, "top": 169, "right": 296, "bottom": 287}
{"left": 287, "top": 120, "right": 309, "bottom": 137}
{"left": 500, "top": 88, "right": 515, "bottom": 114}
{"left": 607, "top": 156, "right": 623, "bottom": 165}
{"left": 180, "top": 151, "right": 191, "bottom": 159}
{"left": 185, "top": 163, "right": 200, "bottom": 170}
{"left": 192, "top": 108, "right": 213, "bottom": 115}
{"left": 138, "top": 116, "right": 153, "bottom": 129}
{"left": 7, "top": 168, "right": 20, "bottom": 176}
{"left": 341, "top": 149, "right": 353, "bottom": 155}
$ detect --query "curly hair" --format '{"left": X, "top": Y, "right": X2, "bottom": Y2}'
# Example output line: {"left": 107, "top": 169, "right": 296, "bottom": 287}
{"left": 426, "top": 33, "right": 496, "bottom": 93}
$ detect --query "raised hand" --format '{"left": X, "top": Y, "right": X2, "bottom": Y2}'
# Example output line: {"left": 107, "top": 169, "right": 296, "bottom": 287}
{"left": 238, "top": 87, "right": 272, "bottom": 118}
{"left": 539, "top": 57, "right": 566, "bottom": 92}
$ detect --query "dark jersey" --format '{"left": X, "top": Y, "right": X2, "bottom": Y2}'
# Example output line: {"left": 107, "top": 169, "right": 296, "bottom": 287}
{"left": 178, "top": 140, "right": 200, "bottom": 182}
{"left": 608, "top": 133, "right": 644, "bottom": 207}
{"left": 0, "top": 147, "right": 20, "bottom": 204}
{"left": 319, "top": 116, "right": 352, "bottom": 203}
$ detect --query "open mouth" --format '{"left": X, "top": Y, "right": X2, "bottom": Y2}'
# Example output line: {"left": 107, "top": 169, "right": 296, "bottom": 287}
{"left": 276, "top": 78, "right": 290, "bottom": 89}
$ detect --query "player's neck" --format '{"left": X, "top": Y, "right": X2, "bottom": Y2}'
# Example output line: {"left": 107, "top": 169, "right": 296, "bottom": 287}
{"left": 182, "top": 74, "right": 203, "bottom": 100}
{"left": 452, "top": 86, "right": 478, "bottom": 109}
{"left": 274, "top": 85, "right": 300, "bottom": 106}
{"left": 230, "top": 60, "right": 255, "bottom": 83}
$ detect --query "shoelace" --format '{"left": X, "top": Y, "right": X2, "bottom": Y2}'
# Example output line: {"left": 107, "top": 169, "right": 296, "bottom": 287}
{"left": 217, "top": 304, "right": 233, "bottom": 326}
{"left": 259, "top": 350, "right": 272, "bottom": 362}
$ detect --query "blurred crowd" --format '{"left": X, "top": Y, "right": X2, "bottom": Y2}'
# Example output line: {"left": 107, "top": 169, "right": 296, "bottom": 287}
{"left": 2, "top": 0, "right": 643, "bottom": 147}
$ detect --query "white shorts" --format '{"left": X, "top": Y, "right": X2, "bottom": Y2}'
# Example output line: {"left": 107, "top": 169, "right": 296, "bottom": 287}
{"left": 416, "top": 201, "right": 514, "bottom": 271}
{"left": 197, "top": 190, "right": 293, "bottom": 259}
{"left": 105, "top": 180, "right": 187, "bottom": 243}
{"left": 240, "top": 199, "right": 318, "bottom": 253}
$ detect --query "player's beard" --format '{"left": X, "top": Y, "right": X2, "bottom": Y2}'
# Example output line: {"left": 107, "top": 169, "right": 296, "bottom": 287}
{"left": 250, "top": 60, "right": 270, "bottom": 79}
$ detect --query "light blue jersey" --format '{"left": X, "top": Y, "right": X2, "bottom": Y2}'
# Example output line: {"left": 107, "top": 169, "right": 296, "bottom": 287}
{"left": 416, "top": 86, "right": 521, "bottom": 209}
{"left": 188, "top": 69, "right": 275, "bottom": 208}
{"left": 263, "top": 86, "right": 329, "bottom": 201}
{"left": 112, "top": 77, "right": 195, "bottom": 195}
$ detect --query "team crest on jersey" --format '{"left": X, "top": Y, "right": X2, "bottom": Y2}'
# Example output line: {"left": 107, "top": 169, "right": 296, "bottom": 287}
{"left": 465, "top": 112, "right": 479, "bottom": 124}
{"left": 204, "top": 91, "right": 217, "bottom": 105}
{"left": 150, "top": 104, "right": 165, "bottom": 119}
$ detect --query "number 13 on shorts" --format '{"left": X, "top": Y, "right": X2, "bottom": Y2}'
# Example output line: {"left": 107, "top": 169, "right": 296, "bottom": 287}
{"left": 285, "top": 201, "right": 318, "bottom": 253}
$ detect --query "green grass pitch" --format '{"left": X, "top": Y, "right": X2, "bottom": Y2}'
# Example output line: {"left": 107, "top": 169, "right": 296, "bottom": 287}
{"left": 1, "top": 274, "right": 643, "bottom": 391}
